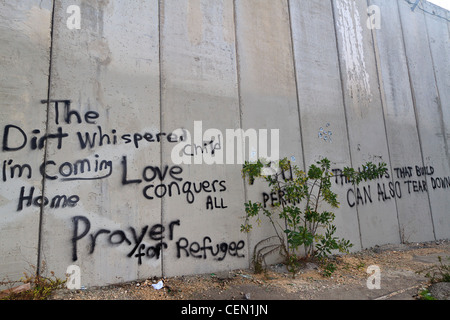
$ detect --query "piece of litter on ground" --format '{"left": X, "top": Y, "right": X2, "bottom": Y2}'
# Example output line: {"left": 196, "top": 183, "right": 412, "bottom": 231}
{"left": 152, "top": 280, "right": 164, "bottom": 290}
{"left": 0, "top": 283, "right": 31, "bottom": 299}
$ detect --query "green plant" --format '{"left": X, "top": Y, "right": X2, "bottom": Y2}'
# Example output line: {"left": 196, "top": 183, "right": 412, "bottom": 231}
{"left": 356, "top": 261, "right": 366, "bottom": 270}
{"left": 1, "top": 262, "right": 66, "bottom": 300}
{"left": 417, "top": 256, "right": 450, "bottom": 284}
{"left": 321, "top": 261, "right": 338, "bottom": 278}
{"left": 418, "top": 289, "right": 437, "bottom": 300}
{"left": 241, "top": 157, "right": 387, "bottom": 278}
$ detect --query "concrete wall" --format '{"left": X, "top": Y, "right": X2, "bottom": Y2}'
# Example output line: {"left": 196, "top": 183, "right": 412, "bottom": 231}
{"left": 0, "top": 0, "right": 449, "bottom": 288}
{"left": 0, "top": 0, "right": 52, "bottom": 286}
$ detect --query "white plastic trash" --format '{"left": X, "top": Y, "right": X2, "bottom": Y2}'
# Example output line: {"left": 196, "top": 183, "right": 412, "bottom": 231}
{"left": 152, "top": 280, "right": 164, "bottom": 290}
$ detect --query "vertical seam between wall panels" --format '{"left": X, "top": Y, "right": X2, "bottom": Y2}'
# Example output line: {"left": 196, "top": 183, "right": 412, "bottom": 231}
{"left": 287, "top": 0, "right": 306, "bottom": 173}
{"left": 285, "top": 0, "right": 298, "bottom": 256}
{"left": 37, "top": 0, "right": 56, "bottom": 276}
{"left": 448, "top": 10, "right": 450, "bottom": 35}
{"left": 232, "top": 0, "right": 250, "bottom": 268}
{"left": 329, "top": 0, "right": 363, "bottom": 249}
{"left": 397, "top": 1, "right": 436, "bottom": 240}
{"left": 158, "top": 0, "right": 165, "bottom": 277}
{"left": 366, "top": 0, "right": 402, "bottom": 243}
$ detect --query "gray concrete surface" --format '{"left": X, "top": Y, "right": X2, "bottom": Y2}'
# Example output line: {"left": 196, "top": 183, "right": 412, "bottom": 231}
{"left": 0, "top": 0, "right": 449, "bottom": 288}
{"left": 0, "top": 0, "right": 52, "bottom": 286}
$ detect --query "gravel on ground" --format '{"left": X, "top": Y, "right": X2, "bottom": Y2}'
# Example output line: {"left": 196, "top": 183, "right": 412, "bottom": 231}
{"left": 49, "top": 240, "right": 450, "bottom": 300}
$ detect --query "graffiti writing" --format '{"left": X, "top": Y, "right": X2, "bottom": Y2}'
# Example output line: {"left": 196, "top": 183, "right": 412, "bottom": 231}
{"left": 71, "top": 216, "right": 245, "bottom": 265}
{"left": 176, "top": 237, "right": 245, "bottom": 261}
{"left": 342, "top": 164, "right": 449, "bottom": 207}
{"left": 17, "top": 186, "right": 80, "bottom": 211}
{"left": 1, "top": 101, "right": 231, "bottom": 212}
{"left": 77, "top": 126, "right": 184, "bottom": 150}
{"left": 259, "top": 162, "right": 450, "bottom": 209}
{"left": 2, "top": 124, "right": 69, "bottom": 151}
{"left": 121, "top": 155, "right": 227, "bottom": 206}
{"left": 72, "top": 216, "right": 180, "bottom": 264}
{"left": 41, "top": 155, "right": 113, "bottom": 181}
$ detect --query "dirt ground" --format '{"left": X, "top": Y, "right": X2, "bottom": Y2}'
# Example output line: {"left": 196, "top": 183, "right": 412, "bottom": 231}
{"left": 49, "top": 240, "right": 450, "bottom": 301}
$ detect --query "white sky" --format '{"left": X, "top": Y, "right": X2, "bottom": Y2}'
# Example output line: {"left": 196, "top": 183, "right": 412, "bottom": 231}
{"left": 427, "top": 0, "right": 450, "bottom": 11}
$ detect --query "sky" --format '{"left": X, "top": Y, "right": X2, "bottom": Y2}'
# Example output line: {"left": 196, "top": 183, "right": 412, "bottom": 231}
{"left": 427, "top": 0, "right": 450, "bottom": 11}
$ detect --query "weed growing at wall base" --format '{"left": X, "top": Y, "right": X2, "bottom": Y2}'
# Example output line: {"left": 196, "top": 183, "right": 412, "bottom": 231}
{"left": 417, "top": 256, "right": 450, "bottom": 283}
{"left": 0, "top": 262, "right": 66, "bottom": 300}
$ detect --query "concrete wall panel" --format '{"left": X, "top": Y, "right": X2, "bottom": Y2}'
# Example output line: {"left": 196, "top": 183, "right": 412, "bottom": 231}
{"left": 332, "top": 0, "right": 401, "bottom": 248}
{"left": 370, "top": 0, "right": 435, "bottom": 243}
{"left": 289, "top": 0, "right": 361, "bottom": 251}
{"left": 235, "top": 0, "right": 304, "bottom": 262}
{"left": 398, "top": 0, "right": 450, "bottom": 240}
{"left": 0, "top": 0, "right": 52, "bottom": 288}
{"left": 40, "top": 0, "right": 161, "bottom": 287}
{"left": 426, "top": 3, "right": 450, "bottom": 239}
{"left": 160, "top": 0, "right": 248, "bottom": 277}
{"left": 424, "top": 2, "right": 450, "bottom": 163}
